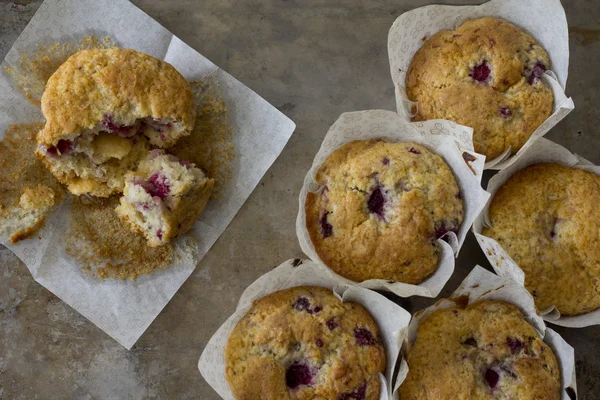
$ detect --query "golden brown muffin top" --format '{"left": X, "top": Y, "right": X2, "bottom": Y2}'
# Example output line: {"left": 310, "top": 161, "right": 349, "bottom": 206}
{"left": 38, "top": 48, "right": 195, "bottom": 146}
{"left": 306, "top": 139, "right": 463, "bottom": 284}
{"left": 400, "top": 300, "right": 561, "bottom": 400}
{"left": 483, "top": 163, "right": 600, "bottom": 315}
{"left": 406, "top": 17, "right": 553, "bottom": 160}
{"left": 225, "top": 286, "right": 385, "bottom": 400}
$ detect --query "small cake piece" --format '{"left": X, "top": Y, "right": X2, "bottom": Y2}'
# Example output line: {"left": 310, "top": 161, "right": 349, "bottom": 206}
{"left": 115, "top": 150, "right": 214, "bottom": 247}
{"left": 400, "top": 300, "right": 561, "bottom": 400}
{"left": 225, "top": 286, "right": 386, "bottom": 400}
{"left": 36, "top": 48, "right": 196, "bottom": 197}
{"left": 305, "top": 139, "right": 464, "bottom": 284}
{"left": 483, "top": 163, "right": 600, "bottom": 315}
{"left": 0, "top": 185, "right": 56, "bottom": 243}
{"left": 406, "top": 17, "right": 553, "bottom": 160}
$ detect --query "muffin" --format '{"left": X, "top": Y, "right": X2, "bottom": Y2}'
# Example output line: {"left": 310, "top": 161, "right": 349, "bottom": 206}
{"left": 483, "top": 163, "right": 600, "bottom": 315}
{"left": 36, "top": 48, "right": 196, "bottom": 197}
{"left": 305, "top": 139, "right": 464, "bottom": 284}
{"left": 406, "top": 17, "right": 553, "bottom": 160}
{"left": 400, "top": 300, "right": 561, "bottom": 400}
{"left": 0, "top": 185, "right": 56, "bottom": 243}
{"left": 225, "top": 286, "right": 386, "bottom": 400}
{"left": 115, "top": 150, "right": 214, "bottom": 247}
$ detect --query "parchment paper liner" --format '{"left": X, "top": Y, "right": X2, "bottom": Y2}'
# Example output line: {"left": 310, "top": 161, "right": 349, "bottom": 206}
{"left": 473, "top": 137, "right": 600, "bottom": 327}
{"left": 394, "top": 265, "right": 577, "bottom": 399}
{"left": 0, "top": 0, "right": 296, "bottom": 349}
{"left": 198, "top": 259, "right": 412, "bottom": 400}
{"left": 296, "top": 110, "right": 490, "bottom": 298}
{"left": 388, "top": 0, "right": 574, "bottom": 170}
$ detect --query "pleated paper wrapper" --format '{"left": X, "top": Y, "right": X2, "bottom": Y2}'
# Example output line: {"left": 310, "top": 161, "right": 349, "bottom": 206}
{"left": 296, "top": 110, "right": 490, "bottom": 298}
{"left": 388, "top": 0, "right": 574, "bottom": 170}
{"left": 199, "top": 259, "right": 412, "bottom": 400}
{"left": 473, "top": 137, "right": 600, "bottom": 327}
{"left": 394, "top": 265, "right": 577, "bottom": 400}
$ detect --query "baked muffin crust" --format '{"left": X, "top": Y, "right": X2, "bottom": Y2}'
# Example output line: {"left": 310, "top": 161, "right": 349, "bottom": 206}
{"left": 36, "top": 48, "right": 196, "bottom": 197}
{"left": 305, "top": 139, "right": 464, "bottom": 284}
{"left": 400, "top": 300, "right": 561, "bottom": 400}
{"left": 406, "top": 17, "right": 553, "bottom": 160}
{"left": 483, "top": 163, "right": 600, "bottom": 315}
{"left": 225, "top": 286, "right": 385, "bottom": 400}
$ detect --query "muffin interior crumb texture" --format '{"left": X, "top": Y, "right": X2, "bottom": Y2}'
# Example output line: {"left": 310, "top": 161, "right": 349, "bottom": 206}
{"left": 483, "top": 163, "right": 600, "bottom": 316}
{"left": 62, "top": 77, "right": 233, "bottom": 279}
{"left": 0, "top": 123, "right": 66, "bottom": 242}
{"left": 406, "top": 17, "right": 554, "bottom": 160}
{"left": 399, "top": 300, "right": 561, "bottom": 400}
{"left": 225, "top": 286, "right": 386, "bottom": 400}
{"left": 3, "top": 38, "right": 235, "bottom": 279}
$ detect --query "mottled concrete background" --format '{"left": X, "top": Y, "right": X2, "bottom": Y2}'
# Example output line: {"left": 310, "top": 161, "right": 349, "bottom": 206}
{"left": 1, "top": 0, "right": 599, "bottom": 399}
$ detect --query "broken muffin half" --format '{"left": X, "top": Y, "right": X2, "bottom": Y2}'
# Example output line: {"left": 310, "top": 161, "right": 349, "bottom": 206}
{"left": 36, "top": 48, "right": 196, "bottom": 197}
{"left": 115, "top": 150, "right": 214, "bottom": 247}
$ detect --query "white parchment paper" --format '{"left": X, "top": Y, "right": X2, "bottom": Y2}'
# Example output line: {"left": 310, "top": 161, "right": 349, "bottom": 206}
{"left": 388, "top": 0, "right": 574, "bottom": 170}
{"left": 198, "top": 259, "right": 411, "bottom": 400}
{"left": 473, "top": 137, "right": 600, "bottom": 327}
{"left": 394, "top": 265, "right": 577, "bottom": 399}
{"left": 296, "top": 110, "right": 490, "bottom": 298}
{"left": 0, "top": 0, "right": 296, "bottom": 349}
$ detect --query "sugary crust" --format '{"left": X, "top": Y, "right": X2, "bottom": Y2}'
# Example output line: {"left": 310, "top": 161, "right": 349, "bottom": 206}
{"left": 400, "top": 300, "right": 561, "bottom": 400}
{"left": 38, "top": 48, "right": 195, "bottom": 146}
{"left": 225, "top": 286, "right": 385, "bottom": 400}
{"left": 483, "top": 163, "right": 600, "bottom": 315}
{"left": 305, "top": 139, "right": 463, "bottom": 284}
{"left": 406, "top": 17, "right": 553, "bottom": 160}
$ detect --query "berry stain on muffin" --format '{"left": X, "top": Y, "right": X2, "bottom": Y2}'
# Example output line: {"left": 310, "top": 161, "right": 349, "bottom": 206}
{"left": 320, "top": 212, "right": 333, "bottom": 238}
{"left": 507, "top": 337, "right": 525, "bottom": 354}
{"left": 485, "top": 368, "right": 500, "bottom": 388}
{"left": 499, "top": 106, "right": 513, "bottom": 119}
{"left": 339, "top": 383, "right": 367, "bottom": 400}
{"left": 326, "top": 318, "right": 339, "bottom": 330}
{"left": 367, "top": 186, "right": 386, "bottom": 218}
{"left": 285, "top": 361, "right": 314, "bottom": 389}
{"left": 354, "top": 327, "right": 377, "bottom": 346}
{"left": 527, "top": 61, "right": 547, "bottom": 85}
{"left": 470, "top": 60, "right": 491, "bottom": 83}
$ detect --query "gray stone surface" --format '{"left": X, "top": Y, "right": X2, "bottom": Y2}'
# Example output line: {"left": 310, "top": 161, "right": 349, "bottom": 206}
{"left": 1, "top": 0, "right": 599, "bottom": 398}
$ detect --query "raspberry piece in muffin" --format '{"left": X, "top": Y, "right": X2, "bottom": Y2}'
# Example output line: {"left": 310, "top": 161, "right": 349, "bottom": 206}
{"left": 115, "top": 150, "right": 214, "bottom": 247}
{"left": 406, "top": 17, "right": 553, "bottom": 160}
{"left": 305, "top": 139, "right": 464, "bottom": 284}
{"left": 225, "top": 286, "right": 385, "bottom": 400}
{"left": 400, "top": 300, "right": 561, "bottom": 400}
{"left": 36, "top": 48, "right": 196, "bottom": 197}
{"left": 483, "top": 163, "right": 600, "bottom": 315}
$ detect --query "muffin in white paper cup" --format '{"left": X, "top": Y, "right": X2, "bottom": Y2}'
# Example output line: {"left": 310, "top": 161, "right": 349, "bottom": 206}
{"left": 388, "top": 0, "right": 574, "bottom": 170}
{"left": 198, "top": 259, "right": 411, "bottom": 400}
{"left": 394, "top": 265, "right": 577, "bottom": 399}
{"left": 473, "top": 137, "right": 600, "bottom": 327}
{"left": 296, "top": 110, "right": 490, "bottom": 298}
